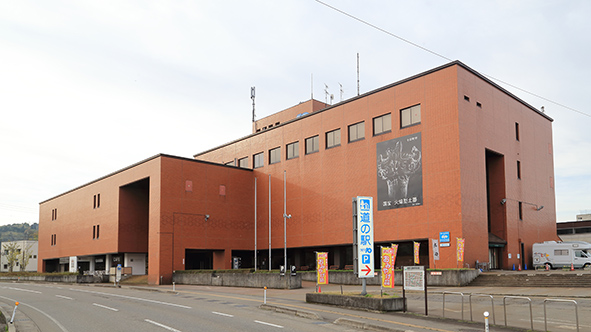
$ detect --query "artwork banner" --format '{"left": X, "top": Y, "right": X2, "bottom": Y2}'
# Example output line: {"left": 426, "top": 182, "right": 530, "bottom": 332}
{"left": 317, "top": 252, "right": 328, "bottom": 285}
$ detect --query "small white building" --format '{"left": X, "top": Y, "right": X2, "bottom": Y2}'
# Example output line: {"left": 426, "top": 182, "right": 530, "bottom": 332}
{"left": 1, "top": 240, "right": 38, "bottom": 272}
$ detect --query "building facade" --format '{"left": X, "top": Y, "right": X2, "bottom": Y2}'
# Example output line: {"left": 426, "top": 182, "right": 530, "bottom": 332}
{"left": 1, "top": 240, "right": 38, "bottom": 272}
{"left": 39, "top": 61, "right": 558, "bottom": 284}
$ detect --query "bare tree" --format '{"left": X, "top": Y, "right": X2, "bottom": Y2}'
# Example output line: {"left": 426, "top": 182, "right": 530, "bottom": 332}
{"left": 2, "top": 242, "right": 21, "bottom": 272}
{"left": 19, "top": 242, "right": 34, "bottom": 271}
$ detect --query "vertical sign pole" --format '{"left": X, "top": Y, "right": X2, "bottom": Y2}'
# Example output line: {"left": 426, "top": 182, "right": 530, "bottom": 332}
{"left": 283, "top": 170, "right": 287, "bottom": 276}
{"left": 254, "top": 178, "right": 257, "bottom": 271}
{"left": 424, "top": 266, "right": 428, "bottom": 316}
{"left": 268, "top": 174, "right": 271, "bottom": 271}
{"left": 402, "top": 269, "right": 407, "bottom": 312}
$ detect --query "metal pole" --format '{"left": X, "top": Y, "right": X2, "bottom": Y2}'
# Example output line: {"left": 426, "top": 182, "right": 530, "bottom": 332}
{"left": 268, "top": 174, "right": 271, "bottom": 271}
{"left": 484, "top": 311, "right": 489, "bottom": 332}
{"left": 361, "top": 278, "right": 367, "bottom": 296}
{"left": 255, "top": 177, "right": 257, "bottom": 271}
{"left": 10, "top": 302, "right": 19, "bottom": 324}
{"left": 264, "top": 286, "right": 267, "bottom": 304}
{"left": 283, "top": 170, "right": 287, "bottom": 275}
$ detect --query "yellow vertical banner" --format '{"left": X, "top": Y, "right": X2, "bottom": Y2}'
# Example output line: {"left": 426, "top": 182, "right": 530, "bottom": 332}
{"left": 457, "top": 238, "right": 465, "bottom": 262}
{"left": 414, "top": 241, "right": 420, "bottom": 264}
{"left": 381, "top": 247, "right": 394, "bottom": 288}
{"left": 316, "top": 252, "right": 328, "bottom": 285}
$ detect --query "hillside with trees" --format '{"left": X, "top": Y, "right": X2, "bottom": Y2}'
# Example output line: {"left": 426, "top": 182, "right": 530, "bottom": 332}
{"left": 0, "top": 223, "right": 38, "bottom": 242}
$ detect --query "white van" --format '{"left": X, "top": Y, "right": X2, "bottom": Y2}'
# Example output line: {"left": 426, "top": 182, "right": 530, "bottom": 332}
{"left": 532, "top": 241, "right": 591, "bottom": 269}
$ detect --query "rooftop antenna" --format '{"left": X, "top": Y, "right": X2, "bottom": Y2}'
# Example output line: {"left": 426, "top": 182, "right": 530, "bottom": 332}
{"left": 311, "top": 74, "right": 313, "bottom": 100}
{"left": 357, "top": 53, "right": 360, "bottom": 96}
{"left": 324, "top": 84, "right": 329, "bottom": 105}
{"left": 339, "top": 83, "right": 343, "bottom": 102}
{"left": 251, "top": 87, "right": 256, "bottom": 130}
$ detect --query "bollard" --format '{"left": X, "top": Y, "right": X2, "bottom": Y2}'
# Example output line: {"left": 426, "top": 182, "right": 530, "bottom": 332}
{"left": 263, "top": 286, "right": 267, "bottom": 304}
{"left": 160, "top": 276, "right": 163, "bottom": 284}
{"left": 173, "top": 282, "right": 175, "bottom": 291}
{"left": 484, "top": 311, "right": 489, "bottom": 332}
{"left": 10, "top": 302, "right": 19, "bottom": 324}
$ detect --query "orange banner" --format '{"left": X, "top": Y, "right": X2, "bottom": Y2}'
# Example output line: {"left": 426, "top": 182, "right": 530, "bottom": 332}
{"left": 381, "top": 247, "right": 394, "bottom": 288}
{"left": 391, "top": 244, "right": 398, "bottom": 266}
{"left": 414, "top": 241, "right": 420, "bottom": 264}
{"left": 316, "top": 252, "right": 328, "bottom": 285}
{"left": 457, "top": 238, "right": 465, "bottom": 261}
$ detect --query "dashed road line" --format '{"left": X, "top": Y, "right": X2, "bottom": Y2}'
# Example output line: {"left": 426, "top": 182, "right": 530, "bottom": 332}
{"left": 255, "top": 320, "right": 284, "bottom": 328}
{"left": 93, "top": 303, "right": 119, "bottom": 311}
{"left": 212, "top": 311, "right": 234, "bottom": 317}
{"left": 145, "top": 319, "right": 182, "bottom": 332}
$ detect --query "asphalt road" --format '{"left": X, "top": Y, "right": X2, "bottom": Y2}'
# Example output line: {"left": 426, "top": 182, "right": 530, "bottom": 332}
{"left": 0, "top": 283, "right": 351, "bottom": 332}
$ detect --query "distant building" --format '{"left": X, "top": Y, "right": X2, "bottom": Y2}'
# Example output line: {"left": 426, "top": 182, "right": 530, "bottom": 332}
{"left": 39, "top": 61, "right": 558, "bottom": 284}
{"left": 557, "top": 220, "right": 591, "bottom": 243}
{"left": 576, "top": 214, "right": 591, "bottom": 221}
{"left": 1, "top": 240, "right": 38, "bottom": 272}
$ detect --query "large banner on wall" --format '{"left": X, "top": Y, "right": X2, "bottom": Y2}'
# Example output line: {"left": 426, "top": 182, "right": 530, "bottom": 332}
{"left": 377, "top": 132, "right": 423, "bottom": 210}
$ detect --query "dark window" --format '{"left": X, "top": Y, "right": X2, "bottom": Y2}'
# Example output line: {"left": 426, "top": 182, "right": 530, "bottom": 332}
{"left": 519, "top": 202, "right": 523, "bottom": 220}
{"left": 326, "top": 129, "right": 341, "bottom": 149}
{"left": 286, "top": 141, "right": 299, "bottom": 160}
{"left": 269, "top": 147, "right": 281, "bottom": 164}
{"left": 238, "top": 157, "right": 249, "bottom": 168}
{"left": 373, "top": 113, "right": 391, "bottom": 135}
{"left": 253, "top": 152, "right": 264, "bottom": 168}
{"left": 476, "top": 102, "right": 482, "bottom": 108}
{"left": 93, "top": 225, "right": 96, "bottom": 239}
{"left": 464, "top": 95, "right": 470, "bottom": 101}
{"left": 348, "top": 121, "right": 365, "bottom": 142}
{"left": 96, "top": 225, "right": 100, "bottom": 239}
{"left": 517, "top": 161, "right": 521, "bottom": 179}
{"left": 515, "top": 122, "right": 520, "bottom": 141}
{"left": 94, "top": 195, "right": 96, "bottom": 209}
{"left": 97, "top": 194, "right": 100, "bottom": 208}
{"left": 400, "top": 104, "right": 421, "bottom": 128}
{"left": 305, "top": 135, "right": 319, "bottom": 154}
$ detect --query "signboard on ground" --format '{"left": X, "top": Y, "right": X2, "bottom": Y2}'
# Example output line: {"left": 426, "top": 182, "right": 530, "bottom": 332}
{"left": 316, "top": 252, "right": 328, "bottom": 285}
{"left": 381, "top": 247, "right": 394, "bottom": 288}
{"left": 432, "top": 239, "right": 440, "bottom": 261}
{"left": 403, "top": 266, "right": 425, "bottom": 291}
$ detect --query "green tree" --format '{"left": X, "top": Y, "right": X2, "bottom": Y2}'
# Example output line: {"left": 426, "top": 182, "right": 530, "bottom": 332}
{"left": 2, "top": 242, "right": 20, "bottom": 272}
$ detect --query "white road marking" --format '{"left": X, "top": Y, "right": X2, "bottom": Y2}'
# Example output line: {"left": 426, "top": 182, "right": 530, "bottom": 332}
{"left": 145, "top": 319, "right": 182, "bottom": 332}
{"left": 255, "top": 320, "right": 284, "bottom": 328}
{"left": 93, "top": 303, "right": 119, "bottom": 311}
{"left": 212, "top": 311, "right": 234, "bottom": 317}
{"left": 0, "top": 295, "right": 70, "bottom": 332}
{"left": 6, "top": 287, "right": 41, "bottom": 294}
{"left": 55, "top": 295, "right": 73, "bottom": 300}
{"left": 69, "top": 288, "right": 191, "bottom": 309}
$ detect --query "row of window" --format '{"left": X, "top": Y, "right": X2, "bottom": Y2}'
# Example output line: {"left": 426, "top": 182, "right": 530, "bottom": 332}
{"left": 51, "top": 208, "right": 58, "bottom": 220}
{"left": 227, "top": 105, "right": 421, "bottom": 169}
{"left": 50, "top": 234, "right": 57, "bottom": 246}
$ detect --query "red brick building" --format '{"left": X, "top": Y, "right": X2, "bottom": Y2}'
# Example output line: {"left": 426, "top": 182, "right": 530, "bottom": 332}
{"left": 39, "top": 61, "right": 558, "bottom": 284}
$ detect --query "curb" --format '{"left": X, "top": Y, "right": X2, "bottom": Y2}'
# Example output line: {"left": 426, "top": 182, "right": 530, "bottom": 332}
{"left": 0, "top": 305, "right": 16, "bottom": 332}
{"left": 334, "top": 318, "right": 411, "bottom": 332}
{"left": 259, "top": 303, "right": 322, "bottom": 320}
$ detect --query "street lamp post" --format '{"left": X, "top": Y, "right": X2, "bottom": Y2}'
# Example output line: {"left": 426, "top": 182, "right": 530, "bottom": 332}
{"left": 283, "top": 170, "right": 291, "bottom": 274}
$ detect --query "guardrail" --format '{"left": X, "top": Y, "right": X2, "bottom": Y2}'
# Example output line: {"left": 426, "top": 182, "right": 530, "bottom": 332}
{"left": 469, "top": 294, "right": 495, "bottom": 325}
{"left": 442, "top": 291, "right": 465, "bottom": 320}
{"left": 503, "top": 296, "right": 532, "bottom": 331}
{"left": 544, "top": 299, "right": 579, "bottom": 332}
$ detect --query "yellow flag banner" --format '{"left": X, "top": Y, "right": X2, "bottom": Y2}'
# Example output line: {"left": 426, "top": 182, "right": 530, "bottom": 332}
{"left": 414, "top": 241, "right": 420, "bottom": 264}
{"left": 457, "top": 238, "right": 465, "bottom": 262}
{"left": 381, "top": 247, "right": 394, "bottom": 288}
{"left": 316, "top": 252, "right": 328, "bottom": 285}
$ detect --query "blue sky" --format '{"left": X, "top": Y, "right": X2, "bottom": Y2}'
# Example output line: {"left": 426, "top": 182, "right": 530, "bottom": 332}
{"left": 1, "top": 1, "right": 590, "bottom": 226}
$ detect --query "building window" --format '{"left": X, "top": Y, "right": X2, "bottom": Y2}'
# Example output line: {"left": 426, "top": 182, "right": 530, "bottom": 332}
{"left": 400, "top": 104, "right": 421, "bottom": 128}
{"left": 253, "top": 152, "right": 264, "bottom": 168}
{"left": 224, "top": 160, "right": 235, "bottom": 166}
{"left": 52, "top": 208, "right": 58, "bottom": 220}
{"left": 238, "top": 157, "right": 249, "bottom": 168}
{"left": 348, "top": 121, "right": 365, "bottom": 143}
{"left": 464, "top": 95, "right": 470, "bottom": 101}
{"left": 286, "top": 141, "right": 299, "bottom": 160}
{"left": 93, "top": 225, "right": 96, "bottom": 239}
{"left": 517, "top": 161, "right": 521, "bottom": 179}
{"left": 93, "top": 194, "right": 101, "bottom": 209}
{"left": 305, "top": 135, "right": 319, "bottom": 154}
{"left": 96, "top": 225, "right": 100, "bottom": 239}
{"left": 326, "top": 129, "right": 341, "bottom": 149}
{"left": 269, "top": 147, "right": 281, "bottom": 164}
{"left": 373, "top": 113, "right": 391, "bottom": 136}
{"left": 515, "top": 122, "right": 520, "bottom": 141}
{"left": 519, "top": 202, "right": 523, "bottom": 220}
